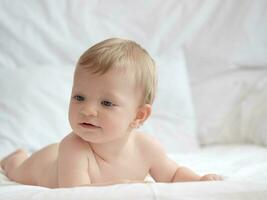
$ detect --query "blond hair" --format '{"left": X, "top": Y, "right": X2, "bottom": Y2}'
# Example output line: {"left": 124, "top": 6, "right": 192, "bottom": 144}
{"left": 77, "top": 38, "right": 157, "bottom": 105}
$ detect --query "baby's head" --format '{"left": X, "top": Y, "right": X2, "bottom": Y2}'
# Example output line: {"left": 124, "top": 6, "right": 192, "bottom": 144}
{"left": 76, "top": 38, "right": 157, "bottom": 105}
{"left": 69, "top": 38, "right": 157, "bottom": 143}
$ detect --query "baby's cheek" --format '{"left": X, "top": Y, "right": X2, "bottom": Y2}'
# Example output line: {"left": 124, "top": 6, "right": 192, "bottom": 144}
{"left": 106, "top": 119, "right": 127, "bottom": 133}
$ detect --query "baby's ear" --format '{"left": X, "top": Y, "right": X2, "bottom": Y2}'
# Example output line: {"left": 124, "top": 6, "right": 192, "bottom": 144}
{"left": 131, "top": 104, "right": 151, "bottom": 128}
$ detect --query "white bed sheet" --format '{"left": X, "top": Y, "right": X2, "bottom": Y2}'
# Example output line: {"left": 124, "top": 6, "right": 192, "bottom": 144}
{"left": 1, "top": 145, "right": 267, "bottom": 200}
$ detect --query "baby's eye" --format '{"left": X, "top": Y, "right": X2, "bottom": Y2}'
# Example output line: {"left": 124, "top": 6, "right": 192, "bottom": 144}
{"left": 73, "top": 95, "right": 84, "bottom": 101}
{"left": 101, "top": 100, "right": 114, "bottom": 107}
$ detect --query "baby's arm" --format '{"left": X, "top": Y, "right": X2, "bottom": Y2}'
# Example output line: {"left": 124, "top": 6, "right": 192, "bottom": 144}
{"left": 171, "top": 167, "right": 223, "bottom": 182}
{"left": 145, "top": 136, "right": 222, "bottom": 182}
{"left": 58, "top": 133, "right": 91, "bottom": 187}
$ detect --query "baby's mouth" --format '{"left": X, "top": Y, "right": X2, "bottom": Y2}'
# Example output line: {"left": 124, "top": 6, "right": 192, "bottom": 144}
{"left": 79, "top": 122, "right": 100, "bottom": 129}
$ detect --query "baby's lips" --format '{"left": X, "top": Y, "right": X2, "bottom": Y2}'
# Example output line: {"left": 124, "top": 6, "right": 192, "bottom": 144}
{"left": 81, "top": 122, "right": 100, "bottom": 128}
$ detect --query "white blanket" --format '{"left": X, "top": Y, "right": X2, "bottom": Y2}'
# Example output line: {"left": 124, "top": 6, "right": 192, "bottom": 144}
{"left": 1, "top": 145, "right": 267, "bottom": 200}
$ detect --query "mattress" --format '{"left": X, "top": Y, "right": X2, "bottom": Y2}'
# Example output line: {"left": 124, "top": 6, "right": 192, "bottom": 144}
{"left": 1, "top": 145, "right": 267, "bottom": 200}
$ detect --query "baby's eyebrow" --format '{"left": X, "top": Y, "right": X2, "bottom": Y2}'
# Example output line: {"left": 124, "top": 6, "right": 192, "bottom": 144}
{"left": 72, "top": 90, "right": 84, "bottom": 95}
{"left": 103, "top": 92, "right": 123, "bottom": 101}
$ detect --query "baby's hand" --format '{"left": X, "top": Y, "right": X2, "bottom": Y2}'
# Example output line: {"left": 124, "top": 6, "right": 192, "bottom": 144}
{"left": 200, "top": 174, "right": 223, "bottom": 181}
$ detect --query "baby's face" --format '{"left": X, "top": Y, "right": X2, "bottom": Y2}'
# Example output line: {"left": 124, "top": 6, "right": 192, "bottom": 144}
{"left": 69, "top": 66, "right": 143, "bottom": 143}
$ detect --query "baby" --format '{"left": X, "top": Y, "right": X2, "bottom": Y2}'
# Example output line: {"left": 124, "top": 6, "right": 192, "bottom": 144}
{"left": 1, "top": 38, "right": 222, "bottom": 188}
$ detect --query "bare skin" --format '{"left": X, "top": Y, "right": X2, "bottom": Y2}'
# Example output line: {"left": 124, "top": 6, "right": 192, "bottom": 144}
{"left": 0, "top": 67, "right": 222, "bottom": 188}
{"left": 0, "top": 132, "right": 151, "bottom": 188}
{"left": 0, "top": 131, "right": 222, "bottom": 188}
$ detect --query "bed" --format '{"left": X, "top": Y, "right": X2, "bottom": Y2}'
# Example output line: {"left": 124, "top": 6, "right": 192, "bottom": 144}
{"left": 0, "top": 0, "right": 267, "bottom": 199}
{"left": 1, "top": 145, "right": 267, "bottom": 199}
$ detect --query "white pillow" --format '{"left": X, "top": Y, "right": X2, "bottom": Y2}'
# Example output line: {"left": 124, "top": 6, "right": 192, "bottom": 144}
{"left": 0, "top": 66, "right": 73, "bottom": 156}
{"left": 0, "top": 51, "right": 199, "bottom": 156}
{"left": 195, "top": 67, "right": 267, "bottom": 146}
{"left": 140, "top": 51, "right": 199, "bottom": 153}
{"left": 241, "top": 75, "right": 267, "bottom": 146}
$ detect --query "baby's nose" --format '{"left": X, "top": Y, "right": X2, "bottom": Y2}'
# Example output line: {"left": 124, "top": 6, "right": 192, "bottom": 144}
{"left": 80, "top": 105, "right": 98, "bottom": 117}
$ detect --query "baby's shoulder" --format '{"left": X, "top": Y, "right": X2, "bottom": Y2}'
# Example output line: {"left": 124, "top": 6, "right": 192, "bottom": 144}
{"left": 59, "top": 132, "right": 89, "bottom": 153}
{"left": 134, "top": 131, "right": 165, "bottom": 155}
{"left": 134, "top": 131, "right": 156, "bottom": 144}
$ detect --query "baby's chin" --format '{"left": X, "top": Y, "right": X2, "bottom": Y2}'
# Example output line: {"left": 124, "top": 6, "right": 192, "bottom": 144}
{"left": 73, "top": 131, "right": 95, "bottom": 142}
{"left": 72, "top": 130, "right": 106, "bottom": 144}
{"left": 73, "top": 127, "right": 134, "bottom": 144}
